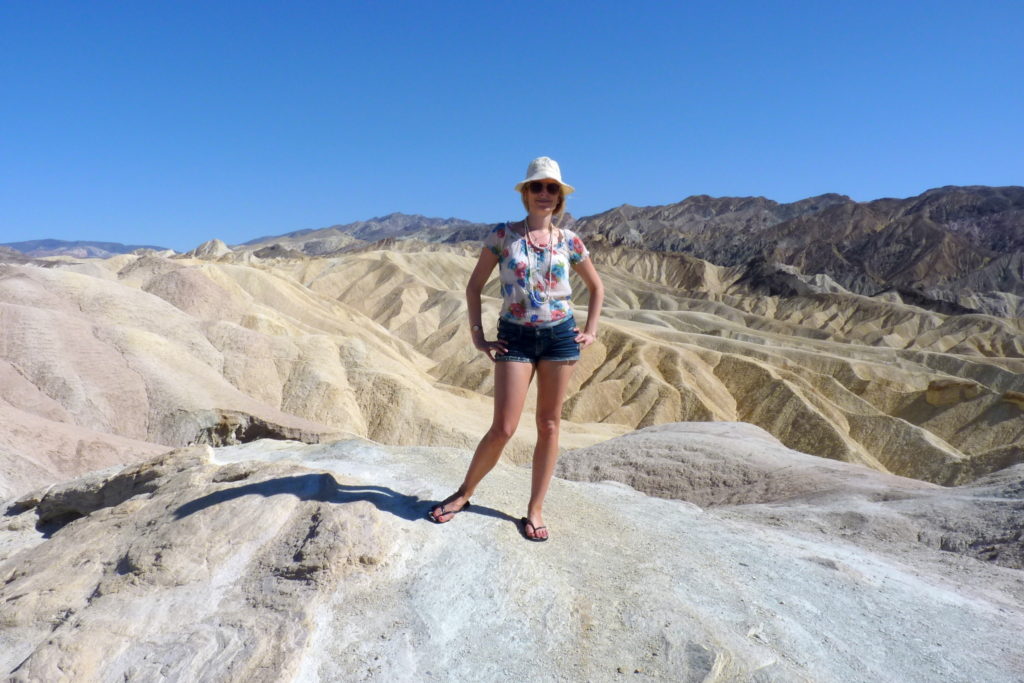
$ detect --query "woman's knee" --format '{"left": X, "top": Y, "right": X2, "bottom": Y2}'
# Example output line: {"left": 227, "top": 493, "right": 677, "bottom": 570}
{"left": 536, "top": 416, "right": 560, "bottom": 438}
{"left": 488, "top": 422, "right": 518, "bottom": 443}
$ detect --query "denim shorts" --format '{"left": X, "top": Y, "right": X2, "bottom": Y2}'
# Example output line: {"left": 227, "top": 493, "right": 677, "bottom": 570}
{"left": 494, "top": 317, "right": 581, "bottom": 363}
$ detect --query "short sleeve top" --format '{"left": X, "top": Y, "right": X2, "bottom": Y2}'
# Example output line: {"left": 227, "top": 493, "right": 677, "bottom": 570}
{"left": 483, "top": 222, "right": 590, "bottom": 327}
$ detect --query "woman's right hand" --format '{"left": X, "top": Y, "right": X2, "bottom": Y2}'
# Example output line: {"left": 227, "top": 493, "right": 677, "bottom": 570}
{"left": 474, "top": 337, "right": 508, "bottom": 362}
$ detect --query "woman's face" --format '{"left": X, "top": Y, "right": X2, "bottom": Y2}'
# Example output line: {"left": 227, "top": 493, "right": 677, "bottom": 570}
{"left": 526, "top": 179, "right": 562, "bottom": 215}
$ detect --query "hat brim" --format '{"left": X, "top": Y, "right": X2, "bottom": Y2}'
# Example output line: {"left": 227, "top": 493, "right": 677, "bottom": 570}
{"left": 514, "top": 177, "right": 575, "bottom": 195}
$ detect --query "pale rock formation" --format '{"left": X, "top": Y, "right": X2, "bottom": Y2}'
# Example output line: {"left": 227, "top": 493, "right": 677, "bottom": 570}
{"left": 0, "top": 258, "right": 622, "bottom": 497}
{"left": 956, "top": 290, "right": 1024, "bottom": 319}
{"left": 2, "top": 428, "right": 1022, "bottom": 681}
{"left": 131, "top": 247, "right": 178, "bottom": 258}
{"left": 558, "top": 422, "right": 1024, "bottom": 569}
{"left": 235, "top": 228, "right": 362, "bottom": 257}
{"left": 185, "top": 238, "right": 233, "bottom": 260}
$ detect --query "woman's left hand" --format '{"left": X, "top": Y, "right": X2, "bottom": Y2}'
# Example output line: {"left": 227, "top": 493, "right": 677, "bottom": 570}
{"left": 574, "top": 327, "right": 597, "bottom": 348}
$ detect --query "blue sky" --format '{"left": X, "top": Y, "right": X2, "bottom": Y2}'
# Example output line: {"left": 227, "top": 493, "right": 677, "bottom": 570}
{"left": 2, "top": 1, "right": 1021, "bottom": 252}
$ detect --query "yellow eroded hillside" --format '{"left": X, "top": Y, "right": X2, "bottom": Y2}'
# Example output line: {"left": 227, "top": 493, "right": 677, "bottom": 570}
{"left": 1, "top": 241, "right": 1022, "bottom": 496}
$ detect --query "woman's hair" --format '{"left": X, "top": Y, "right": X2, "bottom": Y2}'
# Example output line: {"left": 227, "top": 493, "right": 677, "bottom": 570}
{"left": 520, "top": 184, "right": 566, "bottom": 222}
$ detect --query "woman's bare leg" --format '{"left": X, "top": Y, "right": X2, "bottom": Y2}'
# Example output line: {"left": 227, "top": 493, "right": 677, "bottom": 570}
{"left": 524, "top": 360, "right": 576, "bottom": 539}
{"left": 431, "top": 361, "right": 534, "bottom": 521}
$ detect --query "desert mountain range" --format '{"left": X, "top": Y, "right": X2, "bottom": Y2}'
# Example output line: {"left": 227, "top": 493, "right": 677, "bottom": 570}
{"left": 230, "top": 185, "right": 1024, "bottom": 317}
{"left": 10, "top": 185, "right": 1023, "bottom": 317}
{"left": 2, "top": 185, "right": 1022, "bottom": 679}
{"left": 0, "top": 239, "right": 169, "bottom": 259}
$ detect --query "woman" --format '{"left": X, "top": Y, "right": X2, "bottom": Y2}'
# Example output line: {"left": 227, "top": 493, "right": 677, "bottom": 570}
{"left": 429, "top": 156, "right": 604, "bottom": 542}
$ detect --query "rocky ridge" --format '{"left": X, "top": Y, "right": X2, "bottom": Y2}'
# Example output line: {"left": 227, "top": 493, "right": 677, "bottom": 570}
{"left": 1, "top": 240, "right": 169, "bottom": 259}
{"left": 240, "top": 213, "right": 492, "bottom": 256}
{"left": 572, "top": 185, "right": 1024, "bottom": 313}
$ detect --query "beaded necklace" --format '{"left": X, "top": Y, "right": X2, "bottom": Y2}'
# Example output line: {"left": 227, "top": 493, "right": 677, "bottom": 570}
{"left": 523, "top": 218, "right": 553, "bottom": 305}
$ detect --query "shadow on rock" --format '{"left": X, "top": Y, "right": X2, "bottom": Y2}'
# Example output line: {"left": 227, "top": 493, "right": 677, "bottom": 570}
{"left": 175, "top": 473, "right": 431, "bottom": 522}
{"left": 174, "top": 472, "right": 516, "bottom": 524}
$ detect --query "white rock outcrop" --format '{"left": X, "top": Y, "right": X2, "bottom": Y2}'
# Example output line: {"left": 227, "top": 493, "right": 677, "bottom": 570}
{"left": 3, "top": 425, "right": 1022, "bottom": 681}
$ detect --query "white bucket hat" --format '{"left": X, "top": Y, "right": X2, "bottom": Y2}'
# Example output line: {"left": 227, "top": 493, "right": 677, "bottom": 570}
{"left": 514, "top": 156, "right": 575, "bottom": 195}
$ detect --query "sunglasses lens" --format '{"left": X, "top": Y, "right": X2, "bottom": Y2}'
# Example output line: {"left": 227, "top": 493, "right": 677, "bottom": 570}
{"left": 528, "top": 181, "right": 560, "bottom": 195}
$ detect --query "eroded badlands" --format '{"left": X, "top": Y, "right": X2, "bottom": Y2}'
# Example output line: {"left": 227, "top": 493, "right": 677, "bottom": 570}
{"left": 2, "top": 241, "right": 1022, "bottom": 499}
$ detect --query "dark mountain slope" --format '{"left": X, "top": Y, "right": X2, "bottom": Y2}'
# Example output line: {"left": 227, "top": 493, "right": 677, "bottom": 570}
{"left": 573, "top": 186, "right": 1023, "bottom": 300}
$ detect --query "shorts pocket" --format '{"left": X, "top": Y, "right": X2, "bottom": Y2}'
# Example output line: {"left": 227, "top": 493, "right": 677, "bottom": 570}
{"left": 555, "top": 322, "right": 577, "bottom": 339}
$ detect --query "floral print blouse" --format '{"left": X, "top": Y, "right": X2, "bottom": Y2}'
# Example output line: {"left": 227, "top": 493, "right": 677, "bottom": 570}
{"left": 484, "top": 222, "right": 590, "bottom": 327}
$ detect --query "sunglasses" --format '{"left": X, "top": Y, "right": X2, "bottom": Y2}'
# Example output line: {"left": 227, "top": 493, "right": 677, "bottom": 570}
{"left": 528, "top": 181, "right": 562, "bottom": 195}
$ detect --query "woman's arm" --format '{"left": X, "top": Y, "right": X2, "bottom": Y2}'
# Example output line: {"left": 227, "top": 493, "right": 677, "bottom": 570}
{"left": 466, "top": 247, "right": 507, "bottom": 360}
{"left": 572, "top": 257, "right": 604, "bottom": 347}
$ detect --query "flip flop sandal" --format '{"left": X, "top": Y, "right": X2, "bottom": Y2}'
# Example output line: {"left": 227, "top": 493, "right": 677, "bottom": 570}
{"left": 427, "top": 500, "right": 470, "bottom": 524}
{"left": 519, "top": 517, "right": 549, "bottom": 542}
